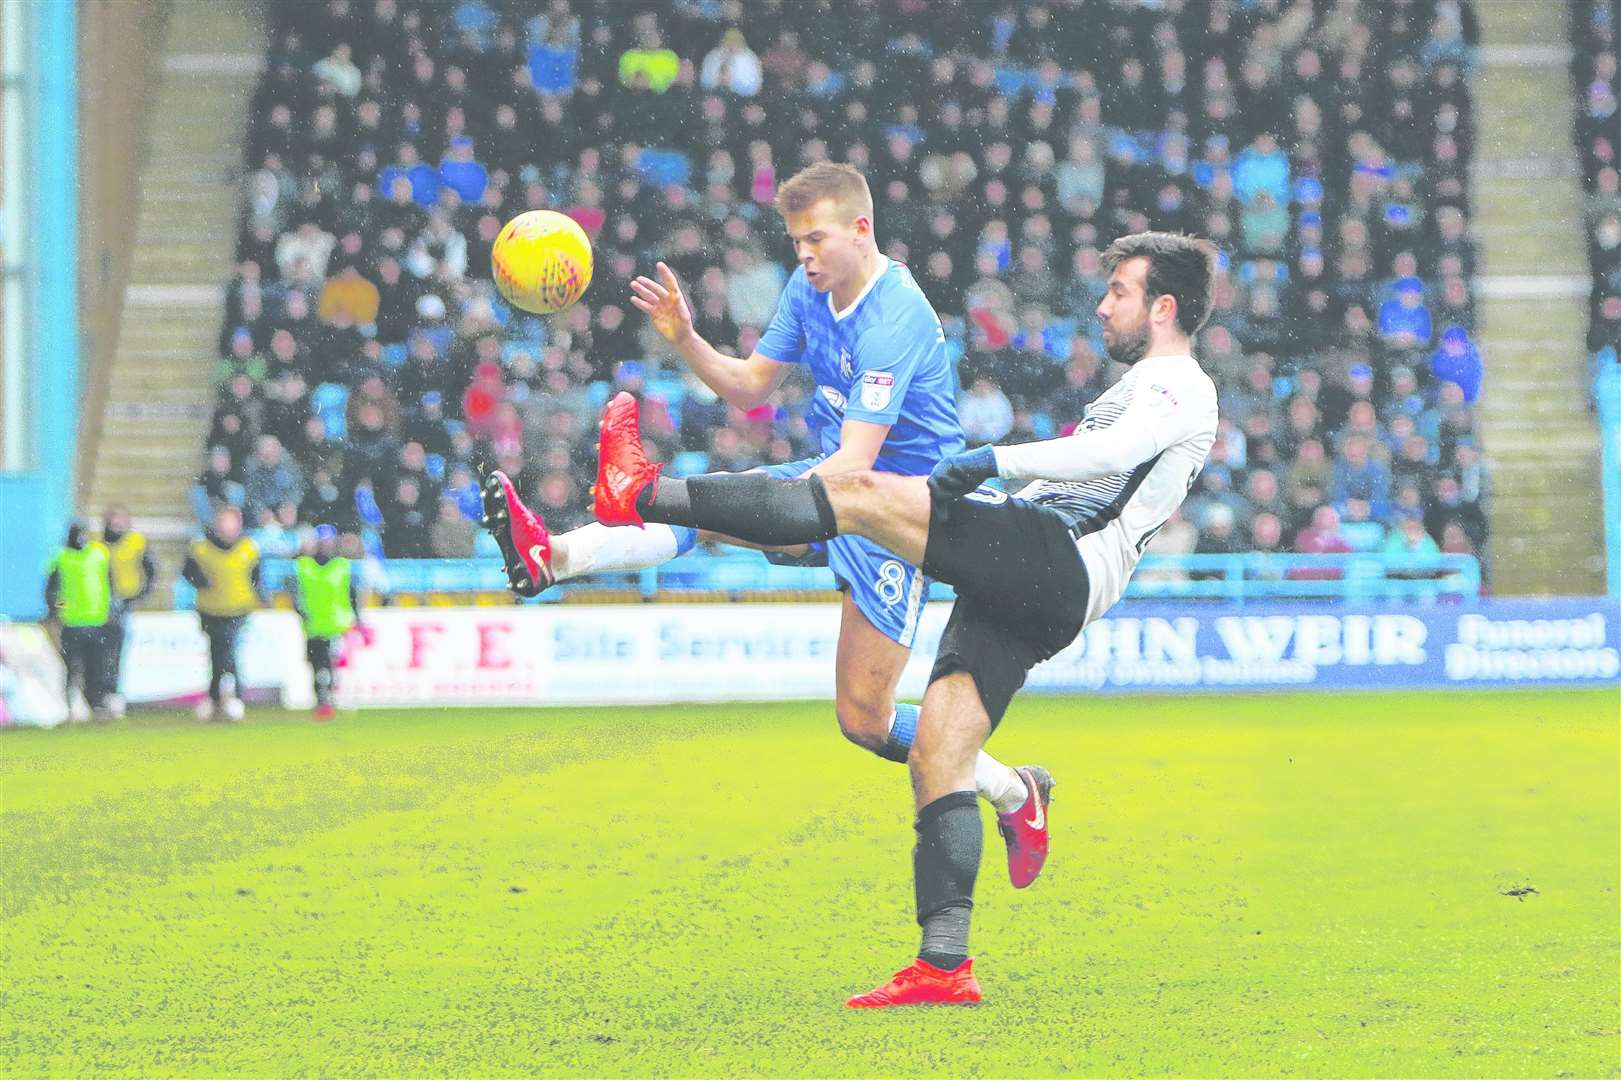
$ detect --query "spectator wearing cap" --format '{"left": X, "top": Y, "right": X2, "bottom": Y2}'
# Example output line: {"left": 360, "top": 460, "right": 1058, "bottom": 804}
{"left": 1378, "top": 277, "right": 1434, "bottom": 350}
{"left": 1429, "top": 325, "right": 1484, "bottom": 402}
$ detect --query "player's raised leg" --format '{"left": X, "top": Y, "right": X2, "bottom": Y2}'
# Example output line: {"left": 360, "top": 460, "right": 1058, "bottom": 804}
{"left": 481, "top": 466, "right": 702, "bottom": 596}
{"left": 597, "top": 391, "right": 1053, "bottom": 882}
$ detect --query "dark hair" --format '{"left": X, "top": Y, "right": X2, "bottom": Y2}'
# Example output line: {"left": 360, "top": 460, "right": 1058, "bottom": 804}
{"left": 1100, "top": 232, "right": 1219, "bottom": 335}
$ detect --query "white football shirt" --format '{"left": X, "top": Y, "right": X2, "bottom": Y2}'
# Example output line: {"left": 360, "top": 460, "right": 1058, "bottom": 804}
{"left": 993, "top": 352, "right": 1219, "bottom": 623}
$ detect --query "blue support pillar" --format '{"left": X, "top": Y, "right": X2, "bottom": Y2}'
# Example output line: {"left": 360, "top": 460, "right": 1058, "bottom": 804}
{"left": 1596, "top": 361, "right": 1621, "bottom": 599}
{"left": 0, "top": 0, "right": 78, "bottom": 620}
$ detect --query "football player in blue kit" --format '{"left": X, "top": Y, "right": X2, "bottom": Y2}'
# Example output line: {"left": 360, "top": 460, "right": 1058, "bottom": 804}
{"left": 483, "top": 162, "right": 1053, "bottom": 885}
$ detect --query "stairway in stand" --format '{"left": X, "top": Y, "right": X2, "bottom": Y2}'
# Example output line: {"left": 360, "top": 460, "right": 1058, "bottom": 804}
{"left": 1472, "top": 1, "right": 1606, "bottom": 595}
{"left": 83, "top": 0, "right": 264, "bottom": 604}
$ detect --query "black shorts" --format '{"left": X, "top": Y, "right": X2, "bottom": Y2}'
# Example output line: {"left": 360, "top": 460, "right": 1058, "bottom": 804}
{"left": 921, "top": 486, "right": 1091, "bottom": 728}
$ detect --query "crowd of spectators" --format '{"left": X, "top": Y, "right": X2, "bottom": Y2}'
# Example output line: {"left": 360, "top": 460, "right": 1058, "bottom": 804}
{"left": 198, "top": 0, "right": 1492, "bottom": 573}
{"left": 1574, "top": 0, "right": 1621, "bottom": 391}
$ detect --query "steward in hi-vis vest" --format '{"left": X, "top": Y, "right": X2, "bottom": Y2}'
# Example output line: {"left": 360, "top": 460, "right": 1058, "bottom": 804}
{"left": 289, "top": 524, "right": 360, "bottom": 721}
{"left": 181, "top": 504, "right": 262, "bottom": 721}
{"left": 45, "top": 521, "right": 114, "bottom": 721}
{"left": 101, "top": 505, "right": 156, "bottom": 718}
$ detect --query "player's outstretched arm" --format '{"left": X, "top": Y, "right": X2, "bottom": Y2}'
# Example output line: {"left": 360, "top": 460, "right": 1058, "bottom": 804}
{"left": 629, "top": 261, "right": 789, "bottom": 410}
{"left": 993, "top": 378, "right": 1211, "bottom": 485}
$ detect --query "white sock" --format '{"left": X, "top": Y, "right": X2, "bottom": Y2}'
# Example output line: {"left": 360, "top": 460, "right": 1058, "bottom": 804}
{"left": 976, "top": 753, "right": 1029, "bottom": 814}
{"left": 551, "top": 522, "right": 681, "bottom": 581}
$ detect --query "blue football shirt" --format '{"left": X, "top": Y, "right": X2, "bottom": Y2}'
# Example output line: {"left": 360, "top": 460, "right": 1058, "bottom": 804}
{"left": 756, "top": 257, "right": 964, "bottom": 475}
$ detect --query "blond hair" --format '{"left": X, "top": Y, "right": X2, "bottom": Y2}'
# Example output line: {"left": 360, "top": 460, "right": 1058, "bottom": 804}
{"left": 773, "top": 161, "right": 873, "bottom": 221}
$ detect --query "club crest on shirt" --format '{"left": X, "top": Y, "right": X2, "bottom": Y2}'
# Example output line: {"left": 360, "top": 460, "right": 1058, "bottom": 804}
{"left": 859, "top": 371, "right": 894, "bottom": 411}
{"left": 839, "top": 348, "right": 853, "bottom": 380}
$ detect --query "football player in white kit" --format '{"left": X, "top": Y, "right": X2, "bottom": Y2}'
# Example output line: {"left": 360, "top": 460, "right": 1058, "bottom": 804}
{"left": 593, "top": 231, "right": 1221, "bottom": 1006}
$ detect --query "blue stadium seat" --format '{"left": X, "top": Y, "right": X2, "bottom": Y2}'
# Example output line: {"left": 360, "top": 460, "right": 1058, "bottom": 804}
{"left": 669, "top": 451, "right": 711, "bottom": 477}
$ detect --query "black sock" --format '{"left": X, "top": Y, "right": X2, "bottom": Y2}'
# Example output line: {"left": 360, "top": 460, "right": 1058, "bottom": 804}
{"left": 914, "top": 789, "right": 981, "bottom": 971}
{"left": 635, "top": 472, "right": 838, "bottom": 546}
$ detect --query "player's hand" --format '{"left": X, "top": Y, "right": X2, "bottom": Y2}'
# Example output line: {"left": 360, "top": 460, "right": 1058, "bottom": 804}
{"left": 629, "top": 261, "right": 695, "bottom": 345}
{"left": 928, "top": 445, "right": 1000, "bottom": 499}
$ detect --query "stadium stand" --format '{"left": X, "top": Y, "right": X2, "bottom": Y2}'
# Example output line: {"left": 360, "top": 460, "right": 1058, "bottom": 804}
{"left": 197, "top": 0, "right": 1492, "bottom": 594}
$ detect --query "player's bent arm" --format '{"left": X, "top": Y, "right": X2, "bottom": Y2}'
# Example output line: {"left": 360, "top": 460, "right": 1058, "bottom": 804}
{"left": 673, "top": 329, "right": 792, "bottom": 410}
{"left": 807, "top": 418, "right": 891, "bottom": 476}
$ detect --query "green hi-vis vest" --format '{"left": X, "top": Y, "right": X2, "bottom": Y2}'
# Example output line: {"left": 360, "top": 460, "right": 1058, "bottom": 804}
{"left": 52, "top": 543, "right": 112, "bottom": 627}
{"left": 294, "top": 556, "right": 355, "bottom": 639}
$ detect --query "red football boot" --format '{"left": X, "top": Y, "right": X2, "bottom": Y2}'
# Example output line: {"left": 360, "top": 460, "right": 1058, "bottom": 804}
{"left": 996, "top": 765, "right": 1054, "bottom": 889}
{"left": 845, "top": 958, "right": 982, "bottom": 1008}
{"left": 593, "top": 391, "right": 662, "bottom": 527}
{"left": 480, "top": 469, "right": 554, "bottom": 597}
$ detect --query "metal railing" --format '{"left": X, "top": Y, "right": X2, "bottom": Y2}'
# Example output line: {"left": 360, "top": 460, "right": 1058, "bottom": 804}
{"left": 221, "top": 551, "right": 1482, "bottom": 609}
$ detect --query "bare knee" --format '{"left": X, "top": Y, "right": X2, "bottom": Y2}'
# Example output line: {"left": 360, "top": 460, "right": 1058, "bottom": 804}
{"left": 820, "top": 471, "right": 885, "bottom": 532}
{"left": 835, "top": 692, "right": 891, "bottom": 752}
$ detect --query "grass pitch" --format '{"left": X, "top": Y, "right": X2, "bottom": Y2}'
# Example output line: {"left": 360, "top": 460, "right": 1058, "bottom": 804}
{"left": 2, "top": 689, "right": 1617, "bottom": 1077}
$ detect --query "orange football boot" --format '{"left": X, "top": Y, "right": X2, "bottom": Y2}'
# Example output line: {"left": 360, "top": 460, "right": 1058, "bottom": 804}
{"left": 593, "top": 391, "right": 662, "bottom": 527}
{"left": 480, "top": 468, "right": 554, "bottom": 597}
{"left": 845, "top": 957, "right": 982, "bottom": 1008}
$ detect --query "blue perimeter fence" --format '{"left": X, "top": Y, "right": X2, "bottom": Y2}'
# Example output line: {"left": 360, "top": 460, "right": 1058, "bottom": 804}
{"left": 202, "top": 552, "right": 1486, "bottom": 609}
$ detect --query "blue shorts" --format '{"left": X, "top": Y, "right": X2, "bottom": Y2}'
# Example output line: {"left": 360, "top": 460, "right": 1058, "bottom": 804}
{"left": 757, "top": 456, "right": 929, "bottom": 647}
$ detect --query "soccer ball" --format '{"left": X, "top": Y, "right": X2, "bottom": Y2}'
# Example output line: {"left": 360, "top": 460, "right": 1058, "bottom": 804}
{"left": 490, "top": 209, "right": 593, "bottom": 315}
